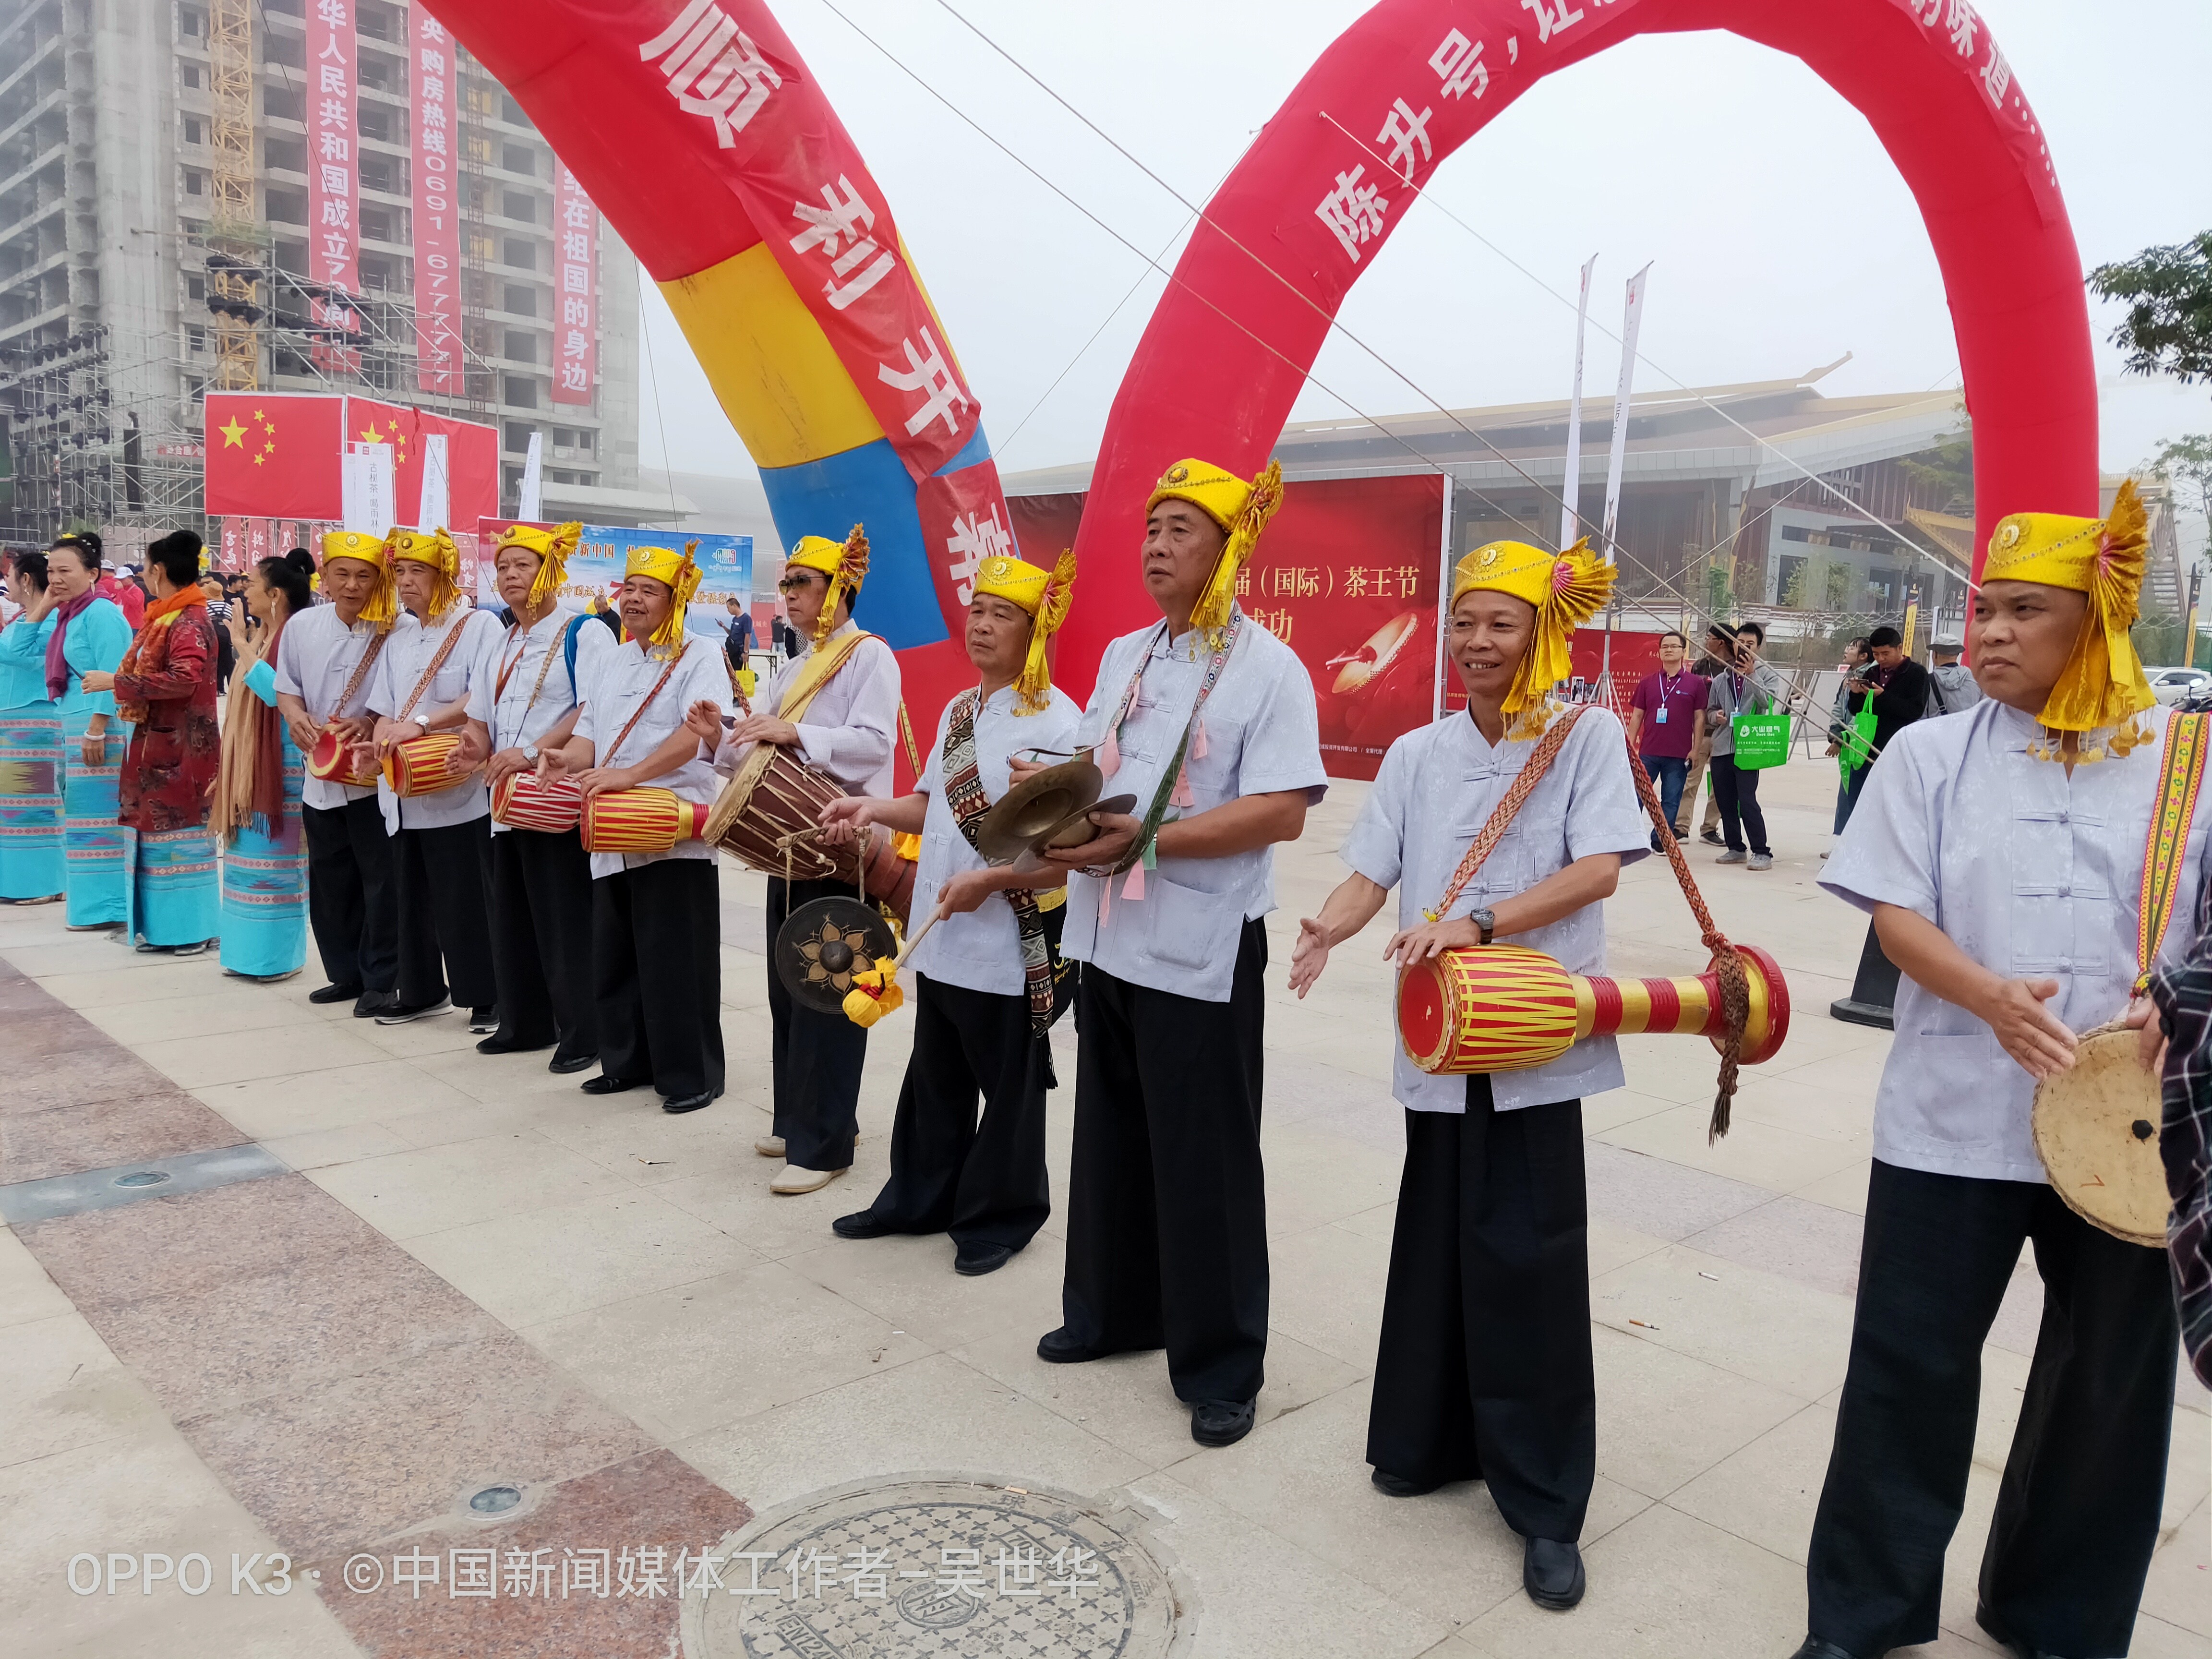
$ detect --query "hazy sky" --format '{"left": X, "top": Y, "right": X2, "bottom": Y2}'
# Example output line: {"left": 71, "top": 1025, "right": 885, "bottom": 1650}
{"left": 635, "top": 0, "right": 2211, "bottom": 539}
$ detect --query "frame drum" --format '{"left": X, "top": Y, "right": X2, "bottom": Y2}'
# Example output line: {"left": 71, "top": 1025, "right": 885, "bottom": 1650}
{"left": 2031, "top": 1021, "right": 2170, "bottom": 1248}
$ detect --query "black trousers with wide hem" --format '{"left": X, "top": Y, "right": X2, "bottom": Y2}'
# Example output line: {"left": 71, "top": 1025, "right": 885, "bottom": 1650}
{"left": 1060, "top": 919, "right": 1269, "bottom": 1405}
{"left": 767, "top": 875, "right": 869, "bottom": 1170}
{"left": 864, "top": 971, "right": 1050, "bottom": 1250}
{"left": 393, "top": 816, "right": 497, "bottom": 1010}
{"left": 302, "top": 795, "right": 397, "bottom": 993}
{"left": 1805, "top": 1158, "right": 2178, "bottom": 1658}
{"left": 1366, "top": 1082, "right": 1595, "bottom": 1543}
{"left": 591, "top": 857, "right": 723, "bottom": 1101}
{"left": 489, "top": 826, "right": 597, "bottom": 1062}
{"left": 1710, "top": 753, "right": 1769, "bottom": 855}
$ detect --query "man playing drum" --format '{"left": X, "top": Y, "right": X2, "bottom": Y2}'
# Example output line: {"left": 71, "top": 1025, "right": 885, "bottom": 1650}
{"left": 366, "top": 528, "right": 505, "bottom": 1029}
{"left": 1288, "top": 537, "right": 1646, "bottom": 1612}
{"left": 274, "top": 530, "right": 401, "bottom": 1018}
{"left": 1790, "top": 482, "right": 2198, "bottom": 1659}
{"left": 472, "top": 521, "right": 609, "bottom": 1073}
{"left": 718, "top": 528, "right": 901, "bottom": 1195}
{"left": 1023, "top": 457, "right": 1325, "bottom": 1452}
{"left": 545, "top": 543, "right": 728, "bottom": 1114}
{"left": 816, "top": 549, "right": 1082, "bottom": 1275}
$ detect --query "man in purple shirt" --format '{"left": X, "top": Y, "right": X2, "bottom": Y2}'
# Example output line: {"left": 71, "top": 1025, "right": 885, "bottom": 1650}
{"left": 1625, "top": 631, "right": 1707, "bottom": 850}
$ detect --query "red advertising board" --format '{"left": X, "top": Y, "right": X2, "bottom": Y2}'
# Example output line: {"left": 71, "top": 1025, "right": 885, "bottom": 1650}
{"left": 411, "top": 10, "right": 461, "bottom": 395}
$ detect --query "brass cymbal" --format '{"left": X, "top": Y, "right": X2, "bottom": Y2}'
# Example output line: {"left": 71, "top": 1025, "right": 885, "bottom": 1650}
{"left": 974, "top": 755, "right": 1103, "bottom": 863}
{"left": 1009, "top": 793, "right": 1140, "bottom": 874}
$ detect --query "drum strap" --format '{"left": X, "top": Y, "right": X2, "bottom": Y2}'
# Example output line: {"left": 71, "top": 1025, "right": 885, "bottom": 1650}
{"left": 1096, "top": 611, "right": 1244, "bottom": 891}
{"left": 1428, "top": 704, "right": 1590, "bottom": 920}
{"left": 2135, "top": 710, "right": 2210, "bottom": 994}
{"left": 327, "top": 626, "right": 388, "bottom": 725}
{"left": 599, "top": 646, "right": 689, "bottom": 770}
{"left": 942, "top": 687, "right": 1061, "bottom": 1034}
{"left": 394, "top": 613, "right": 473, "bottom": 724}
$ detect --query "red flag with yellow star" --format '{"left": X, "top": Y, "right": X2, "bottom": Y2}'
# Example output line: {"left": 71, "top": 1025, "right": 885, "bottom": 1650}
{"left": 204, "top": 394, "right": 345, "bottom": 517}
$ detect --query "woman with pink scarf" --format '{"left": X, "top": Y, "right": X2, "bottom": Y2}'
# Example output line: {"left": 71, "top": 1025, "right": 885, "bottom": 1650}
{"left": 41, "top": 534, "right": 133, "bottom": 930}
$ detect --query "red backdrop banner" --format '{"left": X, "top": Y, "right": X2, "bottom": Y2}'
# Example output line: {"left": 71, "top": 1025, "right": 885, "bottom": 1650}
{"left": 411, "top": 11, "right": 461, "bottom": 396}
{"left": 552, "top": 161, "right": 600, "bottom": 406}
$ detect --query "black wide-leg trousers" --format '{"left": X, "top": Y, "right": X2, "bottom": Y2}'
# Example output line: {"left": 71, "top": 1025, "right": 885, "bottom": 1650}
{"left": 1806, "top": 1159, "right": 2178, "bottom": 1658}
{"left": 1060, "top": 919, "right": 1269, "bottom": 1405}
{"left": 489, "top": 826, "right": 597, "bottom": 1062}
{"left": 1366, "top": 1082, "right": 1596, "bottom": 1543}
{"left": 767, "top": 875, "right": 869, "bottom": 1171}
{"left": 302, "top": 796, "right": 397, "bottom": 994}
{"left": 590, "top": 857, "right": 723, "bottom": 1102}
{"left": 391, "top": 816, "right": 497, "bottom": 1010}
{"left": 864, "top": 971, "right": 1050, "bottom": 1250}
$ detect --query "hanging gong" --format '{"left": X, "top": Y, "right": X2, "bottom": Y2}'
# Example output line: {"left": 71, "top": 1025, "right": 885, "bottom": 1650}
{"left": 974, "top": 756, "right": 1104, "bottom": 863}
{"left": 774, "top": 896, "right": 898, "bottom": 1013}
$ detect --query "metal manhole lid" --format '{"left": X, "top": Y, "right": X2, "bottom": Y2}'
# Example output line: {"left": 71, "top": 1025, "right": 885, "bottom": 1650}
{"left": 683, "top": 1476, "right": 1189, "bottom": 1659}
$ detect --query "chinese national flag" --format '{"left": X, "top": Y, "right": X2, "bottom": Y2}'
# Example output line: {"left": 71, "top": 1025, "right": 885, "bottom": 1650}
{"left": 204, "top": 394, "right": 345, "bottom": 517}
{"left": 347, "top": 398, "right": 499, "bottom": 529}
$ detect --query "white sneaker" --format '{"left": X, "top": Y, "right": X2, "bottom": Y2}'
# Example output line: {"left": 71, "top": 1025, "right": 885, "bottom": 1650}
{"left": 770, "top": 1163, "right": 847, "bottom": 1196}
{"left": 754, "top": 1135, "right": 786, "bottom": 1159}
{"left": 1748, "top": 853, "right": 1774, "bottom": 872}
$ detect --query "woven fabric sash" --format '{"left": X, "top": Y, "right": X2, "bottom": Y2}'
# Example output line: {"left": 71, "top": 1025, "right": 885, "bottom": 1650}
{"left": 942, "top": 687, "right": 1057, "bottom": 1033}
{"left": 2136, "top": 710, "right": 2210, "bottom": 994}
{"left": 703, "top": 628, "right": 878, "bottom": 849}
{"left": 1097, "top": 610, "right": 1244, "bottom": 890}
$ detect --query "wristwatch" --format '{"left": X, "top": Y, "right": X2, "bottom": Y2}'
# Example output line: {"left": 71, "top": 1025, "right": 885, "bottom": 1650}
{"left": 1470, "top": 908, "right": 1496, "bottom": 946}
{"left": 522, "top": 743, "right": 539, "bottom": 765}
{"left": 412, "top": 713, "right": 430, "bottom": 731}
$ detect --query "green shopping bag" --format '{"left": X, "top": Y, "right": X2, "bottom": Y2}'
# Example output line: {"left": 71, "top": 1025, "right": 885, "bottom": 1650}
{"left": 1731, "top": 711, "right": 1792, "bottom": 769}
{"left": 1839, "top": 705, "right": 1877, "bottom": 777}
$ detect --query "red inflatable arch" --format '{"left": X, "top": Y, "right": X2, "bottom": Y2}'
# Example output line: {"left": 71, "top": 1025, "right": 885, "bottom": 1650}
{"left": 1060, "top": 0, "right": 2096, "bottom": 681}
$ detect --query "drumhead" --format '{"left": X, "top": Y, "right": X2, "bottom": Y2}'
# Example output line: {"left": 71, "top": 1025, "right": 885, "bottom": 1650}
{"left": 2031, "top": 1023, "right": 2170, "bottom": 1249}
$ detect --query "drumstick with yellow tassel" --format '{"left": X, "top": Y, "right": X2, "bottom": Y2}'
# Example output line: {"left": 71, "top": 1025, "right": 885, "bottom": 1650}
{"left": 841, "top": 902, "right": 946, "bottom": 1029}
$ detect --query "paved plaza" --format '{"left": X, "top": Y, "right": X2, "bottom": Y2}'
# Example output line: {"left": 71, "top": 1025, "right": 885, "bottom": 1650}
{"left": 1, "top": 758, "right": 2206, "bottom": 1658}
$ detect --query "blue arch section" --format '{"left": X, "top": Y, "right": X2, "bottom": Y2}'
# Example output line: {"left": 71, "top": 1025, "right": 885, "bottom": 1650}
{"left": 758, "top": 438, "right": 949, "bottom": 652}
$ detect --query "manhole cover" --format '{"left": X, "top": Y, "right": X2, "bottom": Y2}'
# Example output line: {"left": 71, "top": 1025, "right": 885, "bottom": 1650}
{"left": 684, "top": 1478, "right": 1186, "bottom": 1659}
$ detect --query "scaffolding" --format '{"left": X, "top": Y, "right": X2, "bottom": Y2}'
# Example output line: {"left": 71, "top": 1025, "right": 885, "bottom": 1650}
{"left": 204, "top": 0, "right": 259, "bottom": 392}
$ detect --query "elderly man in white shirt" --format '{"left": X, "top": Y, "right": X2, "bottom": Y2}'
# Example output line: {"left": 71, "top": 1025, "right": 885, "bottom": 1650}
{"left": 1017, "top": 458, "right": 1325, "bottom": 1453}
{"left": 818, "top": 550, "right": 1082, "bottom": 1275}
{"left": 716, "top": 529, "right": 901, "bottom": 1194}
{"left": 1791, "top": 485, "right": 2194, "bottom": 1659}
{"left": 1292, "top": 537, "right": 1643, "bottom": 1613}
{"left": 364, "top": 528, "right": 504, "bottom": 1028}
{"left": 545, "top": 544, "right": 728, "bottom": 1115}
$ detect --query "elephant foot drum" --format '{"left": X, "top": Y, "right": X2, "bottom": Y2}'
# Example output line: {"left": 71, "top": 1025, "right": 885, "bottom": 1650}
{"left": 492, "top": 771, "right": 583, "bottom": 833}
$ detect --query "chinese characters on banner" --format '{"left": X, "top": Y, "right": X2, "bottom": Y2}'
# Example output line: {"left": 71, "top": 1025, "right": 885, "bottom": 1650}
{"left": 552, "top": 164, "right": 598, "bottom": 405}
{"left": 913, "top": 457, "right": 1016, "bottom": 638}
{"left": 412, "top": 12, "right": 461, "bottom": 395}
{"left": 307, "top": 0, "right": 360, "bottom": 373}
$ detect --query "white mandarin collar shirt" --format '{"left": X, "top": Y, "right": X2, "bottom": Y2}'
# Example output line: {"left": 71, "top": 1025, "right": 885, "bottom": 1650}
{"left": 1059, "top": 611, "right": 1328, "bottom": 1004}
{"left": 1341, "top": 704, "right": 1651, "bottom": 1113}
{"left": 365, "top": 605, "right": 504, "bottom": 832}
{"left": 743, "top": 620, "right": 902, "bottom": 797}
{"left": 468, "top": 609, "right": 613, "bottom": 837}
{"left": 908, "top": 684, "right": 1083, "bottom": 998}
{"left": 574, "top": 633, "right": 729, "bottom": 881}
{"left": 1823, "top": 700, "right": 2210, "bottom": 1183}
{"left": 271, "top": 603, "right": 386, "bottom": 810}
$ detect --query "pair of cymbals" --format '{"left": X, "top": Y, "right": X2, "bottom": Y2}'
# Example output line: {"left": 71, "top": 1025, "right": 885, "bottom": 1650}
{"left": 974, "top": 754, "right": 1135, "bottom": 873}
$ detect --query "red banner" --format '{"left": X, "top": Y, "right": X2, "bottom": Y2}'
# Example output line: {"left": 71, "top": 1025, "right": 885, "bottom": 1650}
{"left": 914, "top": 457, "right": 1018, "bottom": 640}
{"left": 412, "top": 10, "right": 461, "bottom": 395}
{"left": 552, "top": 162, "right": 598, "bottom": 406}
{"left": 306, "top": 0, "right": 360, "bottom": 373}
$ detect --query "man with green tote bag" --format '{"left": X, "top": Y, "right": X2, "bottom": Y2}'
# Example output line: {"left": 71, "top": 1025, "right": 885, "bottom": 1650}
{"left": 1706, "top": 620, "right": 1791, "bottom": 870}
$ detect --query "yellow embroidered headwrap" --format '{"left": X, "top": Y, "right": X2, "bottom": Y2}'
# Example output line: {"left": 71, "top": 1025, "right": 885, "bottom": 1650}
{"left": 974, "top": 548, "right": 1078, "bottom": 714}
{"left": 385, "top": 526, "right": 462, "bottom": 620}
{"left": 1981, "top": 480, "right": 2156, "bottom": 748}
{"left": 319, "top": 529, "right": 396, "bottom": 628}
{"left": 786, "top": 526, "right": 869, "bottom": 644}
{"left": 1451, "top": 537, "right": 1616, "bottom": 738}
{"left": 1149, "top": 457, "right": 1284, "bottom": 649}
{"left": 625, "top": 539, "right": 702, "bottom": 652}
{"left": 497, "top": 520, "right": 582, "bottom": 607}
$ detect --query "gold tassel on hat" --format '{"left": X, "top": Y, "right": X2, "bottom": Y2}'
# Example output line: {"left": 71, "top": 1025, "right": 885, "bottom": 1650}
{"left": 817, "top": 524, "right": 869, "bottom": 645}
{"left": 320, "top": 529, "right": 396, "bottom": 629}
{"left": 1450, "top": 537, "right": 1617, "bottom": 739}
{"left": 1190, "top": 459, "right": 1283, "bottom": 648}
{"left": 385, "top": 526, "right": 462, "bottom": 620}
{"left": 494, "top": 519, "right": 581, "bottom": 607}
{"left": 974, "top": 546, "right": 1079, "bottom": 714}
{"left": 624, "top": 539, "right": 703, "bottom": 653}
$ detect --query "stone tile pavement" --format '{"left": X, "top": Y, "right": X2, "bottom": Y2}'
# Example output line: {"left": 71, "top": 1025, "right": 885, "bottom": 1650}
{"left": 0, "top": 757, "right": 2206, "bottom": 1657}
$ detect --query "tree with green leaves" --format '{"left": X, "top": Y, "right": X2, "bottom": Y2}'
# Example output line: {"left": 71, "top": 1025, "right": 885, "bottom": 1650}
{"left": 2147, "top": 434, "right": 2212, "bottom": 530}
{"left": 2088, "top": 232, "right": 2212, "bottom": 384}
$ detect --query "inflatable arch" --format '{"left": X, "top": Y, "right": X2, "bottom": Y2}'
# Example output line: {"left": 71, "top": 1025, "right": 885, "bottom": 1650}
{"left": 1061, "top": 0, "right": 2098, "bottom": 680}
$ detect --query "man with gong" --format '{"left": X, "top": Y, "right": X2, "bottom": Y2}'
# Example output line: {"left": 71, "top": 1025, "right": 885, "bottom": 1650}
{"left": 1022, "top": 458, "right": 1326, "bottom": 1452}
{"left": 1288, "top": 537, "right": 1646, "bottom": 1613}
{"left": 815, "top": 549, "right": 1082, "bottom": 1275}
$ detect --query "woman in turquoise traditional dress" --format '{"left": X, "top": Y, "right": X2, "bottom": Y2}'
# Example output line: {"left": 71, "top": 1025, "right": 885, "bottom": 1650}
{"left": 42, "top": 535, "right": 132, "bottom": 930}
{"left": 0, "top": 553, "right": 65, "bottom": 904}
{"left": 212, "top": 555, "right": 312, "bottom": 979}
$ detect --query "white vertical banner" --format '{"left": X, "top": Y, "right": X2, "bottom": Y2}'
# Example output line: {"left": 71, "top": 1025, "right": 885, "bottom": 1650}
{"left": 342, "top": 442, "right": 394, "bottom": 534}
{"left": 517, "top": 431, "right": 544, "bottom": 520}
{"left": 417, "top": 433, "right": 451, "bottom": 530}
{"left": 1599, "top": 264, "right": 1651, "bottom": 563}
{"left": 1432, "top": 471, "right": 1455, "bottom": 721}
{"left": 1560, "top": 254, "right": 1596, "bottom": 549}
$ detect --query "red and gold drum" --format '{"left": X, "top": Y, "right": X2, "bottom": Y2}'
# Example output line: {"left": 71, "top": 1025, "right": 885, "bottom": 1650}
{"left": 382, "top": 732, "right": 479, "bottom": 798}
{"left": 581, "top": 787, "right": 710, "bottom": 854}
{"left": 492, "top": 771, "right": 583, "bottom": 833}
{"left": 307, "top": 727, "right": 380, "bottom": 787}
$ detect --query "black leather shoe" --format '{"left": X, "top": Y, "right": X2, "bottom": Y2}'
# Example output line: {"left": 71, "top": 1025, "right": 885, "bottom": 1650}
{"left": 1975, "top": 1604, "right": 2067, "bottom": 1659}
{"left": 954, "top": 1240, "right": 1014, "bottom": 1276}
{"left": 580, "top": 1074, "right": 639, "bottom": 1095}
{"left": 475, "top": 1033, "right": 551, "bottom": 1056}
{"left": 352, "top": 990, "right": 399, "bottom": 1019}
{"left": 1785, "top": 1642, "right": 1866, "bottom": 1659}
{"left": 1190, "top": 1398, "right": 1256, "bottom": 1447}
{"left": 832, "top": 1211, "right": 899, "bottom": 1240}
{"left": 1522, "top": 1536, "right": 1585, "bottom": 1611}
{"left": 661, "top": 1090, "right": 715, "bottom": 1114}
{"left": 308, "top": 982, "right": 363, "bottom": 1005}
{"left": 1370, "top": 1467, "right": 1443, "bottom": 1498}
{"left": 548, "top": 1052, "right": 598, "bottom": 1075}
{"left": 1036, "top": 1327, "right": 1106, "bottom": 1365}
